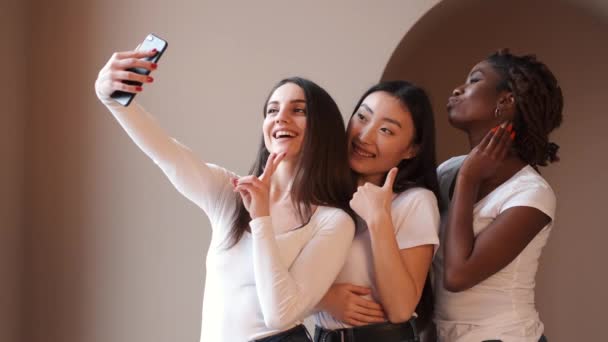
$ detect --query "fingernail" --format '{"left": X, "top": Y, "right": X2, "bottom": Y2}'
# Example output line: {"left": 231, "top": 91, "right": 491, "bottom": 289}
{"left": 135, "top": 86, "right": 143, "bottom": 91}
{"left": 147, "top": 76, "right": 154, "bottom": 82}
{"left": 151, "top": 48, "right": 157, "bottom": 53}
{"left": 507, "top": 123, "right": 513, "bottom": 132}
{"left": 151, "top": 63, "right": 158, "bottom": 69}
{"left": 491, "top": 126, "right": 498, "bottom": 133}
{"left": 510, "top": 131, "right": 516, "bottom": 140}
{"left": 500, "top": 122, "right": 508, "bottom": 129}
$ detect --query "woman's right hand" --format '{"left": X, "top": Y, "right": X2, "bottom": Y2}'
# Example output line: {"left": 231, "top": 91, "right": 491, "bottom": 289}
{"left": 94, "top": 49, "right": 158, "bottom": 101}
{"left": 319, "top": 283, "right": 386, "bottom": 326}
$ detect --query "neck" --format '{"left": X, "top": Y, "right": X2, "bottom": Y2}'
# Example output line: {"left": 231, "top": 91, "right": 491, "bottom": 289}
{"left": 357, "top": 173, "right": 382, "bottom": 187}
{"left": 270, "top": 159, "right": 298, "bottom": 201}
{"left": 466, "top": 118, "right": 512, "bottom": 148}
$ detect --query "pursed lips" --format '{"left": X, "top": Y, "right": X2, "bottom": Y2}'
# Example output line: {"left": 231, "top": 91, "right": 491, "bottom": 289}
{"left": 447, "top": 96, "right": 460, "bottom": 110}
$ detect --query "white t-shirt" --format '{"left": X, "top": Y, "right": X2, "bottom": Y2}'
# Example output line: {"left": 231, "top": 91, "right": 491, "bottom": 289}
{"left": 433, "top": 156, "right": 556, "bottom": 342}
{"left": 314, "top": 187, "right": 440, "bottom": 329}
{"left": 98, "top": 99, "right": 355, "bottom": 342}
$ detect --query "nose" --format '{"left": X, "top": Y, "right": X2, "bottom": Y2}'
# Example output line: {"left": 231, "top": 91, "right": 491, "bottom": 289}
{"left": 358, "top": 125, "right": 375, "bottom": 145}
{"left": 274, "top": 108, "right": 291, "bottom": 123}
{"left": 452, "top": 84, "right": 464, "bottom": 97}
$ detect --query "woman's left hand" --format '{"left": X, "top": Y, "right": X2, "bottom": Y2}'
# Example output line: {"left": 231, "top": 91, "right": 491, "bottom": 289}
{"left": 233, "top": 152, "right": 286, "bottom": 219}
{"left": 350, "top": 167, "right": 397, "bottom": 224}
{"left": 460, "top": 123, "right": 514, "bottom": 183}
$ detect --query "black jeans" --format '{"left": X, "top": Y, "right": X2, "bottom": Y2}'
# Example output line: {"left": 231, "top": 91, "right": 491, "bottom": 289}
{"left": 482, "top": 336, "right": 547, "bottom": 342}
{"left": 314, "top": 320, "right": 419, "bottom": 342}
{"left": 253, "top": 325, "right": 312, "bottom": 342}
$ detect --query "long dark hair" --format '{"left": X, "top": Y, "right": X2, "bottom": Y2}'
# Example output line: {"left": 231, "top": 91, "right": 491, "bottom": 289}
{"left": 486, "top": 49, "right": 564, "bottom": 167}
{"left": 226, "top": 77, "right": 355, "bottom": 248}
{"left": 350, "top": 80, "right": 440, "bottom": 331}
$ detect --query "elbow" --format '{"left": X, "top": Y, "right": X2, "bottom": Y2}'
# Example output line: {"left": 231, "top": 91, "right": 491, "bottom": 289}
{"left": 443, "top": 270, "right": 472, "bottom": 292}
{"left": 385, "top": 302, "right": 415, "bottom": 324}
{"left": 387, "top": 310, "right": 414, "bottom": 324}
{"left": 263, "top": 313, "right": 294, "bottom": 331}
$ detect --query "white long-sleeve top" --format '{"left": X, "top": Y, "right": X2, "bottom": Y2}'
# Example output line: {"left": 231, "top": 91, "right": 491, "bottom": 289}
{"left": 97, "top": 97, "right": 355, "bottom": 342}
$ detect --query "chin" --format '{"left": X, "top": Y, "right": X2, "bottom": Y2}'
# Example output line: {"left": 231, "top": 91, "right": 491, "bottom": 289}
{"left": 349, "top": 158, "right": 370, "bottom": 175}
{"left": 447, "top": 115, "right": 467, "bottom": 130}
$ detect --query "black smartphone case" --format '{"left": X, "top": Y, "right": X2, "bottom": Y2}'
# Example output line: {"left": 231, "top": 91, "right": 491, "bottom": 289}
{"left": 110, "top": 34, "right": 168, "bottom": 106}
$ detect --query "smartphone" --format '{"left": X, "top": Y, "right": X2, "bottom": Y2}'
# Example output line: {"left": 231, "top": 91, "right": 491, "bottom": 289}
{"left": 110, "top": 33, "right": 168, "bottom": 106}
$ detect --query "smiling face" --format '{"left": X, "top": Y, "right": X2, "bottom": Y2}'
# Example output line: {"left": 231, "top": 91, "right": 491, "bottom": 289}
{"left": 262, "top": 83, "right": 307, "bottom": 161}
{"left": 347, "top": 91, "right": 418, "bottom": 185}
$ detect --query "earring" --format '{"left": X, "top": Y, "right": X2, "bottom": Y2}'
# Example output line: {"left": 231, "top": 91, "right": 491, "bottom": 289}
{"left": 494, "top": 107, "right": 501, "bottom": 118}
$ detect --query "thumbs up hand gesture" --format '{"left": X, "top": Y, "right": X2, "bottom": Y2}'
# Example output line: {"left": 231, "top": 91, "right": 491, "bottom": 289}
{"left": 349, "top": 167, "right": 397, "bottom": 225}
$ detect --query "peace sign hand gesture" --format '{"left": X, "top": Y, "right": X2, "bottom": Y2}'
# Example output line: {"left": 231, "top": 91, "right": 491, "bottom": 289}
{"left": 349, "top": 167, "right": 398, "bottom": 224}
{"left": 233, "top": 152, "right": 286, "bottom": 219}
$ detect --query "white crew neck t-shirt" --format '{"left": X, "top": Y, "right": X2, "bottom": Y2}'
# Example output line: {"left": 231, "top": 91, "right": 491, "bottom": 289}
{"left": 433, "top": 156, "right": 556, "bottom": 342}
{"left": 315, "top": 187, "right": 440, "bottom": 330}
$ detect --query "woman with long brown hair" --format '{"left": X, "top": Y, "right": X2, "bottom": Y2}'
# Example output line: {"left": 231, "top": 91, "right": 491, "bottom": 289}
{"left": 94, "top": 48, "right": 356, "bottom": 342}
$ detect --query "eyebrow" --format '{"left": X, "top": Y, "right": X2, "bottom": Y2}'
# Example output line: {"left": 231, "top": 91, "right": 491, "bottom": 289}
{"left": 267, "top": 99, "right": 306, "bottom": 106}
{"left": 468, "top": 68, "right": 485, "bottom": 78}
{"left": 360, "top": 103, "right": 402, "bottom": 128}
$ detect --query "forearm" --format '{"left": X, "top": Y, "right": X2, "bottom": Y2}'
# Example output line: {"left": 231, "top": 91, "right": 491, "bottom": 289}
{"left": 104, "top": 101, "right": 182, "bottom": 166}
{"left": 251, "top": 217, "right": 302, "bottom": 329}
{"left": 101, "top": 100, "right": 229, "bottom": 214}
{"left": 368, "top": 214, "right": 418, "bottom": 322}
{"left": 251, "top": 214, "right": 354, "bottom": 329}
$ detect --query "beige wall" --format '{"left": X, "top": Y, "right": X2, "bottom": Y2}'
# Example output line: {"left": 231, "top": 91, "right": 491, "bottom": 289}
{"left": 22, "top": 1, "right": 440, "bottom": 341}
{"left": 0, "top": 0, "right": 28, "bottom": 341}
{"left": 12, "top": 0, "right": 606, "bottom": 341}
{"left": 383, "top": 0, "right": 608, "bottom": 340}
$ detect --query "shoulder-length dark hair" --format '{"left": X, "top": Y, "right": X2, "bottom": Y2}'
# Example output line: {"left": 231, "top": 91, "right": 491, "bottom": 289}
{"left": 226, "top": 77, "right": 355, "bottom": 248}
{"left": 350, "top": 80, "right": 441, "bottom": 332}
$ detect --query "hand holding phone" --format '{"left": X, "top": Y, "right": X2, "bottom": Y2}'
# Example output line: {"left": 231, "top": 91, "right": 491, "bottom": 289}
{"left": 110, "top": 34, "right": 168, "bottom": 106}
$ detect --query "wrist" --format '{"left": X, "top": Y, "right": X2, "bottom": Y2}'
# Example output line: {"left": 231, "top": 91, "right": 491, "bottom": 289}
{"left": 457, "top": 171, "right": 481, "bottom": 188}
{"left": 455, "top": 173, "right": 481, "bottom": 197}
{"left": 367, "top": 210, "right": 392, "bottom": 232}
{"left": 251, "top": 205, "right": 270, "bottom": 219}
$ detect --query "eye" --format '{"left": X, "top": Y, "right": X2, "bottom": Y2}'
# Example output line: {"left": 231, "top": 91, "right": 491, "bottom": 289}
{"left": 380, "top": 127, "right": 394, "bottom": 135}
{"left": 356, "top": 113, "right": 367, "bottom": 121}
{"left": 294, "top": 107, "right": 307, "bottom": 115}
{"left": 469, "top": 78, "right": 480, "bottom": 84}
{"left": 266, "top": 108, "right": 278, "bottom": 115}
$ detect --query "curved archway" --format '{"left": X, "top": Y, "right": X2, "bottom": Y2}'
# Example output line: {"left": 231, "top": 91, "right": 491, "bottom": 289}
{"left": 382, "top": 0, "right": 608, "bottom": 340}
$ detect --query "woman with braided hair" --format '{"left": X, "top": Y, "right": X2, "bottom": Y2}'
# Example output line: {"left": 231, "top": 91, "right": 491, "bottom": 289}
{"left": 432, "top": 49, "right": 563, "bottom": 342}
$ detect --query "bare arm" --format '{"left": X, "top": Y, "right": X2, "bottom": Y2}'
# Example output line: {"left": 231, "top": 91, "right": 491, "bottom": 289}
{"left": 444, "top": 125, "right": 552, "bottom": 291}
{"left": 368, "top": 213, "right": 434, "bottom": 322}
{"left": 444, "top": 174, "right": 550, "bottom": 291}
{"left": 349, "top": 169, "right": 439, "bottom": 323}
